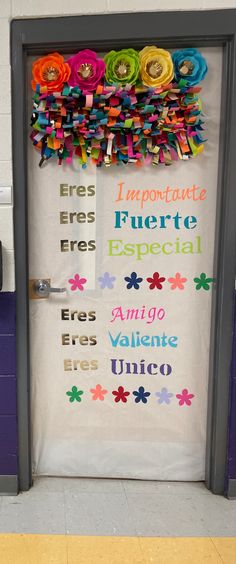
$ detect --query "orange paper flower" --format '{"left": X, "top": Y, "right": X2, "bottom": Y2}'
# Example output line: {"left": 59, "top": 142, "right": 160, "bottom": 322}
{"left": 31, "top": 52, "right": 71, "bottom": 92}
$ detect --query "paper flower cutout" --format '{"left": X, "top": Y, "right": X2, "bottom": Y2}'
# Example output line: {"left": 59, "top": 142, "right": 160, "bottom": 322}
{"left": 156, "top": 388, "right": 173, "bottom": 405}
{"left": 112, "top": 386, "right": 130, "bottom": 403}
{"left": 168, "top": 272, "right": 187, "bottom": 290}
{"left": 67, "top": 49, "right": 105, "bottom": 92}
{"left": 98, "top": 272, "right": 116, "bottom": 289}
{"left": 68, "top": 274, "right": 87, "bottom": 291}
{"left": 66, "top": 386, "right": 84, "bottom": 403}
{"left": 172, "top": 48, "right": 208, "bottom": 86}
{"left": 124, "top": 272, "right": 143, "bottom": 290}
{"left": 90, "top": 384, "right": 108, "bottom": 401}
{"left": 176, "top": 389, "right": 195, "bottom": 406}
{"left": 133, "top": 386, "right": 150, "bottom": 404}
{"left": 104, "top": 48, "right": 140, "bottom": 85}
{"left": 194, "top": 273, "right": 214, "bottom": 290}
{"left": 139, "top": 46, "right": 174, "bottom": 88}
{"left": 146, "top": 272, "right": 165, "bottom": 290}
{"left": 31, "top": 52, "right": 71, "bottom": 92}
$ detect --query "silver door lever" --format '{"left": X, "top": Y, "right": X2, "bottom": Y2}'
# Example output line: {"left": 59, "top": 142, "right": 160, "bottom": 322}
{"left": 34, "top": 279, "right": 66, "bottom": 298}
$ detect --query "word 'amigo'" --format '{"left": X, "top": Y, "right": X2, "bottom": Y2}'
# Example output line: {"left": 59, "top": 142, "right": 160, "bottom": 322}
{"left": 109, "top": 331, "right": 178, "bottom": 348}
{"left": 108, "top": 237, "right": 202, "bottom": 260}
{"left": 110, "top": 306, "right": 165, "bottom": 324}
{"left": 111, "top": 358, "right": 172, "bottom": 376}
{"left": 114, "top": 211, "right": 197, "bottom": 230}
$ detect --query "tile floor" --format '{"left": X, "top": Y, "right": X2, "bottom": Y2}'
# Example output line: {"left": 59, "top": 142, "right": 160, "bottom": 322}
{"left": 0, "top": 477, "right": 235, "bottom": 537}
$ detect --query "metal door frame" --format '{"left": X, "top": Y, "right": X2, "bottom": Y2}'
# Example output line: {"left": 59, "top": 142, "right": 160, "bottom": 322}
{"left": 11, "top": 10, "right": 236, "bottom": 494}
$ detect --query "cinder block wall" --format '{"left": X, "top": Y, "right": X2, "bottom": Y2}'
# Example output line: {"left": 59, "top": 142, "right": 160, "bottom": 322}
{"left": 0, "top": 0, "right": 236, "bottom": 488}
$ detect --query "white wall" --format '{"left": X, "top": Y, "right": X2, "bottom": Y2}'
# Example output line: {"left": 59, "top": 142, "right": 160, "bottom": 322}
{"left": 1, "top": 0, "right": 235, "bottom": 291}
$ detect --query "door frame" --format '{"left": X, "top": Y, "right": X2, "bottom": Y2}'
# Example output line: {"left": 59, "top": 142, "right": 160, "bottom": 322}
{"left": 11, "top": 10, "right": 236, "bottom": 494}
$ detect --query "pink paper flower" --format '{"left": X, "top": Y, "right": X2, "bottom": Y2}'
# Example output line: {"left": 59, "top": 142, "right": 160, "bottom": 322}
{"left": 168, "top": 272, "right": 187, "bottom": 290}
{"left": 176, "top": 389, "right": 195, "bottom": 406}
{"left": 67, "top": 49, "right": 105, "bottom": 92}
{"left": 90, "top": 384, "right": 108, "bottom": 401}
{"left": 68, "top": 274, "right": 87, "bottom": 291}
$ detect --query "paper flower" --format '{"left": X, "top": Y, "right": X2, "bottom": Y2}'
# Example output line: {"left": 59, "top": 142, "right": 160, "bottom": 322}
{"left": 133, "top": 386, "right": 150, "bottom": 404}
{"left": 194, "top": 273, "right": 214, "bottom": 290}
{"left": 112, "top": 386, "right": 130, "bottom": 403}
{"left": 168, "top": 273, "right": 187, "bottom": 290}
{"left": 66, "top": 386, "right": 84, "bottom": 403}
{"left": 90, "top": 384, "right": 108, "bottom": 401}
{"left": 68, "top": 274, "right": 87, "bottom": 291}
{"left": 172, "top": 48, "right": 208, "bottom": 86}
{"left": 31, "top": 52, "right": 71, "bottom": 92}
{"left": 98, "top": 272, "right": 116, "bottom": 289}
{"left": 156, "top": 388, "right": 173, "bottom": 405}
{"left": 124, "top": 272, "right": 143, "bottom": 290}
{"left": 139, "top": 46, "right": 174, "bottom": 88}
{"left": 176, "top": 388, "right": 195, "bottom": 406}
{"left": 67, "top": 49, "right": 105, "bottom": 92}
{"left": 146, "top": 272, "right": 165, "bottom": 290}
{"left": 104, "top": 48, "right": 140, "bottom": 85}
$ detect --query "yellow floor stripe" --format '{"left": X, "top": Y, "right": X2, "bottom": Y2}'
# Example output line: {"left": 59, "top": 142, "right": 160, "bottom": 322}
{"left": 0, "top": 535, "right": 235, "bottom": 563}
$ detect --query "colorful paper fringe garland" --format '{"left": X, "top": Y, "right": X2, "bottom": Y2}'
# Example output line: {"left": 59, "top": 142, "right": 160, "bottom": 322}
{"left": 30, "top": 47, "right": 207, "bottom": 168}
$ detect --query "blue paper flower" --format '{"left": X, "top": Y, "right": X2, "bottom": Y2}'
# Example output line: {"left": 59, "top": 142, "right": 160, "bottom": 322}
{"left": 133, "top": 386, "right": 151, "bottom": 404}
{"left": 172, "top": 48, "right": 207, "bottom": 86}
{"left": 124, "top": 272, "right": 143, "bottom": 290}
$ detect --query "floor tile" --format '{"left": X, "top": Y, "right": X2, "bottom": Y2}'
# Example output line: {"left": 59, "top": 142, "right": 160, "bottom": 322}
{"left": 122, "top": 480, "right": 211, "bottom": 496}
{"left": 139, "top": 537, "right": 223, "bottom": 563}
{"left": 0, "top": 492, "right": 66, "bottom": 534}
{"left": 68, "top": 536, "right": 145, "bottom": 564}
{"left": 0, "top": 534, "right": 68, "bottom": 564}
{"left": 211, "top": 537, "right": 236, "bottom": 563}
{"left": 64, "top": 491, "right": 137, "bottom": 536}
{"left": 63, "top": 477, "right": 123, "bottom": 494}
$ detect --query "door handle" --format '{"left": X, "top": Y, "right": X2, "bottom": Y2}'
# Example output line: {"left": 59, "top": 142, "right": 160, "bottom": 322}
{"left": 34, "top": 279, "right": 66, "bottom": 298}
{"left": 0, "top": 241, "right": 2, "bottom": 291}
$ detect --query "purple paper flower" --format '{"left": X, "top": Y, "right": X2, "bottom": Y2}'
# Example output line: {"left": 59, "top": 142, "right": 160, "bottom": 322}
{"left": 67, "top": 49, "right": 105, "bottom": 92}
{"left": 156, "top": 388, "right": 173, "bottom": 405}
{"left": 98, "top": 272, "right": 116, "bottom": 289}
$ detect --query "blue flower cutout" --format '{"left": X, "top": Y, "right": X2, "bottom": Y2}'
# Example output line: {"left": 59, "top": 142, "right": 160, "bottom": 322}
{"left": 156, "top": 387, "right": 173, "bottom": 405}
{"left": 172, "top": 48, "right": 208, "bottom": 86}
{"left": 133, "top": 386, "right": 150, "bottom": 404}
{"left": 124, "top": 272, "right": 143, "bottom": 290}
{"left": 98, "top": 272, "right": 116, "bottom": 289}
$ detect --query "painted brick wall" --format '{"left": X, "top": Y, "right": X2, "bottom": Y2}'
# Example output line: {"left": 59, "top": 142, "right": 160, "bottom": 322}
{"left": 0, "top": 0, "right": 236, "bottom": 486}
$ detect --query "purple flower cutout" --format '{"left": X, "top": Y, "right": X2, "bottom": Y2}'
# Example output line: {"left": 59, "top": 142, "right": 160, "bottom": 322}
{"left": 98, "top": 272, "right": 116, "bottom": 289}
{"left": 156, "top": 388, "right": 173, "bottom": 405}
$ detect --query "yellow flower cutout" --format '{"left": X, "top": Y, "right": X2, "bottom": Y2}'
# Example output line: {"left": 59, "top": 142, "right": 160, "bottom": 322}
{"left": 139, "top": 46, "right": 174, "bottom": 88}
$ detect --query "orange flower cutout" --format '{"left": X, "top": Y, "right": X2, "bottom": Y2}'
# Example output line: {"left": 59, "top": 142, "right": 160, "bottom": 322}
{"left": 31, "top": 52, "right": 71, "bottom": 92}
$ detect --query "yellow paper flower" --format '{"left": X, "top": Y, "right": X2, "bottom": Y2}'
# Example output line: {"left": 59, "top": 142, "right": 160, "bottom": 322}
{"left": 139, "top": 46, "right": 174, "bottom": 88}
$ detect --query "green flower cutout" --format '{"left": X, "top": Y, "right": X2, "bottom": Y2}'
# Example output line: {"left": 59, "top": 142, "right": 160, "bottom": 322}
{"left": 66, "top": 386, "right": 84, "bottom": 403}
{"left": 104, "top": 48, "right": 140, "bottom": 85}
{"left": 194, "top": 273, "right": 214, "bottom": 290}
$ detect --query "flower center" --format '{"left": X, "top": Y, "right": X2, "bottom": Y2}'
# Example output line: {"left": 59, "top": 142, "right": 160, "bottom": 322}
{"left": 77, "top": 63, "right": 93, "bottom": 79}
{"left": 43, "top": 66, "right": 59, "bottom": 81}
{"left": 147, "top": 59, "right": 163, "bottom": 78}
{"left": 179, "top": 60, "right": 194, "bottom": 76}
{"left": 115, "top": 60, "right": 130, "bottom": 79}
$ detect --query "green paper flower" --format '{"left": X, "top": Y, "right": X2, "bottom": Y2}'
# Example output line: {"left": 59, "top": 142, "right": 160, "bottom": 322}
{"left": 104, "top": 48, "right": 140, "bottom": 85}
{"left": 194, "top": 273, "right": 214, "bottom": 290}
{"left": 66, "top": 386, "right": 84, "bottom": 403}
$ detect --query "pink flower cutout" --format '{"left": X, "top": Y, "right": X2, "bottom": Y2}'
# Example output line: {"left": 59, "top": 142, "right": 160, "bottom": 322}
{"left": 168, "top": 272, "right": 187, "bottom": 290}
{"left": 68, "top": 274, "right": 87, "bottom": 291}
{"left": 90, "top": 384, "right": 108, "bottom": 401}
{"left": 176, "top": 389, "right": 195, "bottom": 406}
